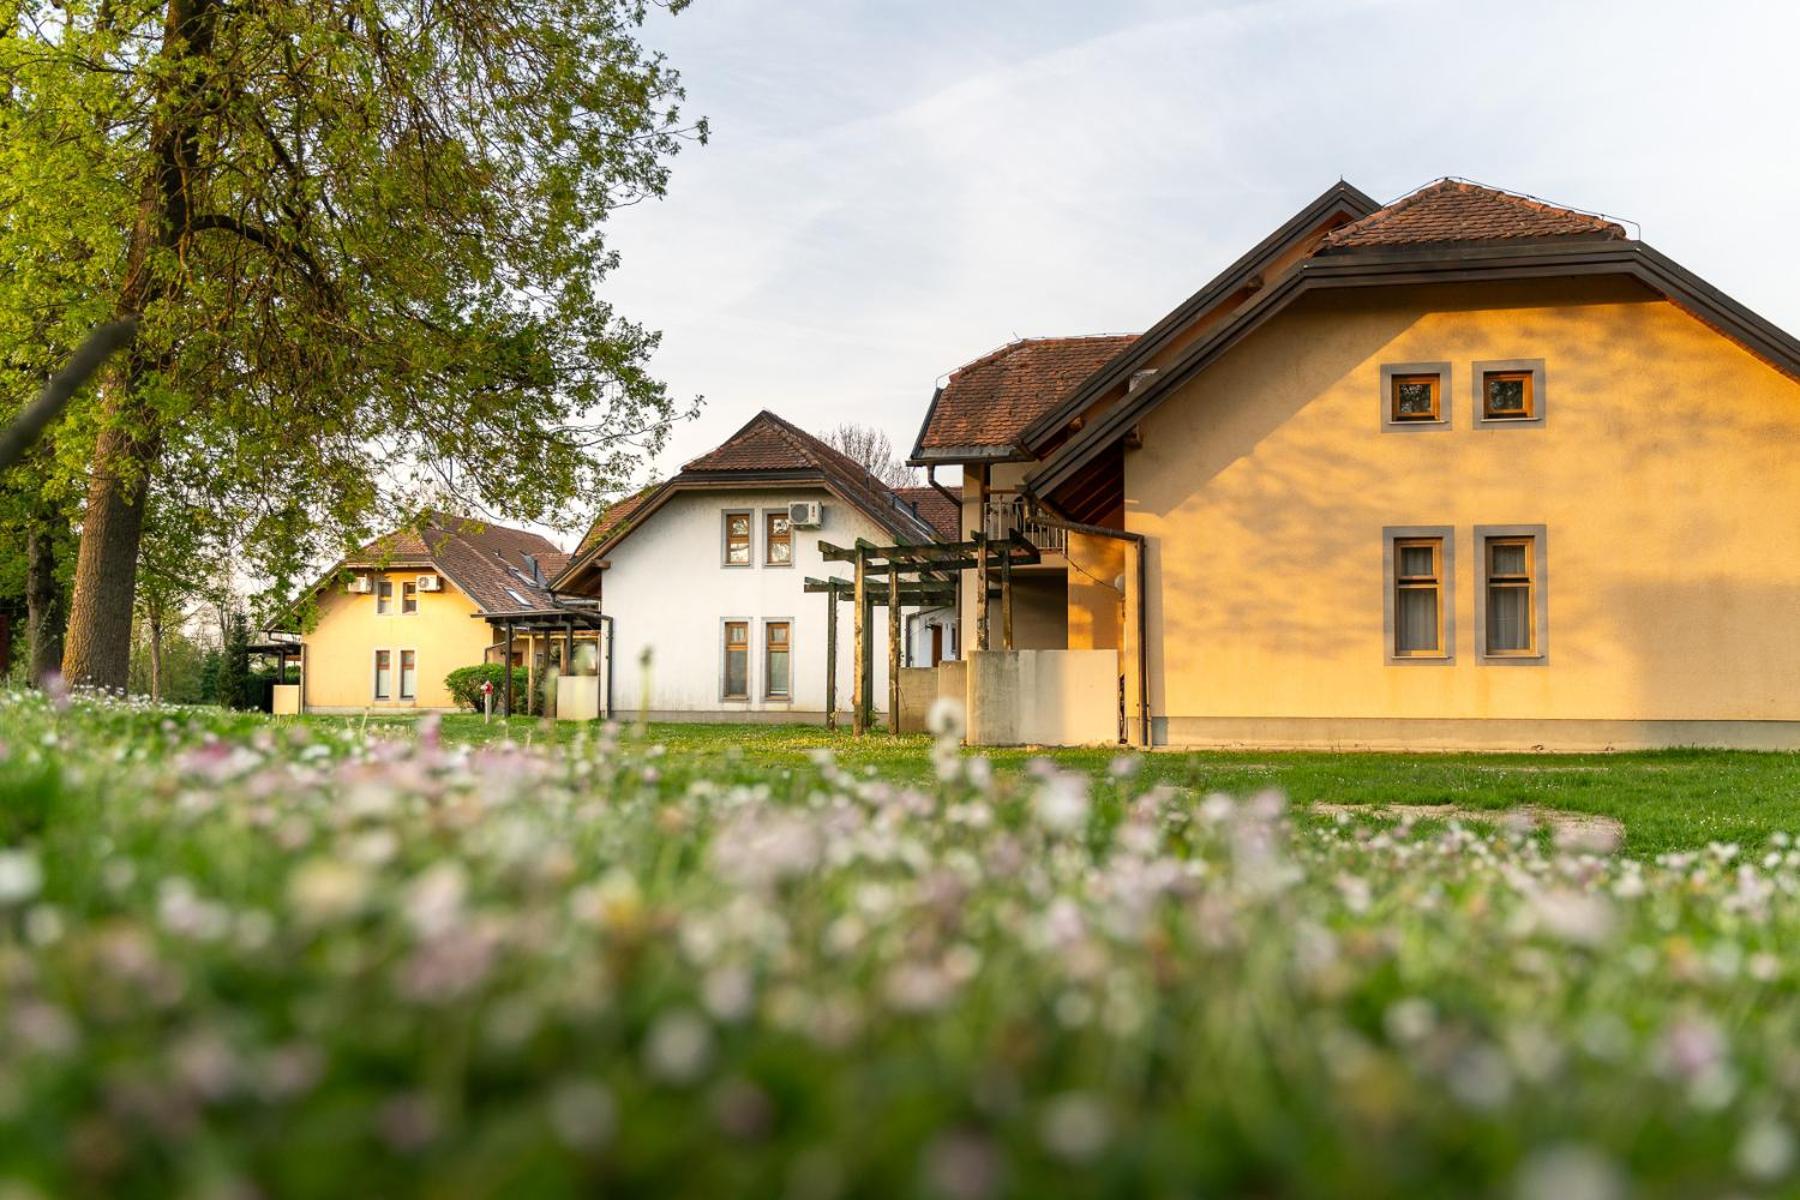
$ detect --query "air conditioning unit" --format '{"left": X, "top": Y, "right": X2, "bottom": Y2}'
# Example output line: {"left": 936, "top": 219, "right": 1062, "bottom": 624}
{"left": 346, "top": 576, "right": 373, "bottom": 594}
{"left": 789, "top": 500, "right": 823, "bottom": 528}
{"left": 416, "top": 574, "right": 442, "bottom": 592}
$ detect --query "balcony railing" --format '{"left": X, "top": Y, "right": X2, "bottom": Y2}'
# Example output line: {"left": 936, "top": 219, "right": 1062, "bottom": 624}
{"left": 981, "top": 496, "right": 1066, "bottom": 556}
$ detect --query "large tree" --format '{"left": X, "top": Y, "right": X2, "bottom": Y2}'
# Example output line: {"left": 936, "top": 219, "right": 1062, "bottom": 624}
{"left": 0, "top": 0, "right": 704, "bottom": 687}
{"left": 819, "top": 422, "right": 918, "bottom": 488}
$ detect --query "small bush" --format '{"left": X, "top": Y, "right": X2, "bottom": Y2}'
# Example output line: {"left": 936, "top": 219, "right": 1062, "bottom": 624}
{"left": 445, "top": 663, "right": 537, "bottom": 714}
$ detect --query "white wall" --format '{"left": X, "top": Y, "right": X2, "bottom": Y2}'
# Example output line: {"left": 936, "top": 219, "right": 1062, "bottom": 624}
{"left": 600, "top": 487, "right": 914, "bottom": 720}
{"left": 907, "top": 606, "right": 959, "bottom": 668}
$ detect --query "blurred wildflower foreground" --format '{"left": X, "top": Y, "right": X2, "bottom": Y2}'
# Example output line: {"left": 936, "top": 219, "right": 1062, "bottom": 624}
{"left": 0, "top": 690, "right": 1797, "bottom": 1198}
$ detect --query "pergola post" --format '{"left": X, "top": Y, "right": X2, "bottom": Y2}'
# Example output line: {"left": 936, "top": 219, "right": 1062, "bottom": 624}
{"left": 852, "top": 549, "right": 868, "bottom": 736}
{"left": 887, "top": 563, "right": 902, "bottom": 736}
{"left": 1001, "top": 547, "right": 1014, "bottom": 652}
{"left": 974, "top": 530, "right": 990, "bottom": 651}
{"left": 825, "top": 588, "right": 838, "bottom": 731}
{"left": 502, "top": 620, "right": 515, "bottom": 717}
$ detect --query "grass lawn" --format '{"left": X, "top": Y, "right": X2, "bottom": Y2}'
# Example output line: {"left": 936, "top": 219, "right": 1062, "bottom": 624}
{"left": 318, "top": 713, "right": 1800, "bottom": 855}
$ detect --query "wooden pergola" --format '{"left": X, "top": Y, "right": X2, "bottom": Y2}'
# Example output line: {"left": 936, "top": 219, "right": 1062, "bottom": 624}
{"left": 807, "top": 532, "right": 1040, "bottom": 735}
{"left": 481, "top": 608, "right": 609, "bottom": 718}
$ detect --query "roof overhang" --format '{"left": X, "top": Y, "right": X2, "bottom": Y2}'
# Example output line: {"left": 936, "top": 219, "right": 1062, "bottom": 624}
{"left": 1025, "top": 238, "right": 1800, "bottom": 499}
{"left": 907, "top": 444, "right": 1033, "bottom": 466}
{"left": 1016, "top": 180, "right": 1383, "bottom": 456}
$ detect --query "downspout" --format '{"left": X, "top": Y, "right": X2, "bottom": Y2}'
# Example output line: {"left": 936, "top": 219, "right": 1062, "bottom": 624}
{"left": 600, "top": 614, "right": 615, "bottom": 721}
{"left": 1028, "top": 510, "right": 1152, "bottom": 748}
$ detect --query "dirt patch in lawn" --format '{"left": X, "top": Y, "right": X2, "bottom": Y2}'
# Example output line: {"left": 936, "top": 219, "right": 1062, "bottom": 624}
{"left": 1310, "top": 802, "right": 1625, "bottom": 849}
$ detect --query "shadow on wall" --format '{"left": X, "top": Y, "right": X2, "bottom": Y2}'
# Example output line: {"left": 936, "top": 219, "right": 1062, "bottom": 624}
{"left": 1128, "top": 275, "right": 1800, "bottom": 724}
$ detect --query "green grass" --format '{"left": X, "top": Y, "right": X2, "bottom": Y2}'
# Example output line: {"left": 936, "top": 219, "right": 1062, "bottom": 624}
{"left": 318, "top": 713, "right": 1800, "bottom": 855}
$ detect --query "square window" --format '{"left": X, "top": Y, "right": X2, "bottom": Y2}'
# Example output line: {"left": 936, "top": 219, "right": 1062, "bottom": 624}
{"left": 1391, "top": 375, "right": 1440, "bottom": 421}
{"left": 1484, "top": 371, "right": 1533, "bottom": 419}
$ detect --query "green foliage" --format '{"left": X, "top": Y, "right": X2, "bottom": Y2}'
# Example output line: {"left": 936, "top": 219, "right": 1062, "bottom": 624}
{"left": 214, "top": 610, "right": 251, "bottom": 710}
{"left": 3, "top": 693, "right": 1800, "bottom": 1195}
{"left": 445, "top": 663, "right": 538, "bottom": 715}
{"left": 0, "top": 0, "right": 706, "bottom": 620}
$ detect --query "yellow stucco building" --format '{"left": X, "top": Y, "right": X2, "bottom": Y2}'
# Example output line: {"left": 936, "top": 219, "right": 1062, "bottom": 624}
{"left": 914, "top": 179, "right": 1800, "bottom": 750}
{"left": 284, "top": 513, "right": 595, "bottom": 715}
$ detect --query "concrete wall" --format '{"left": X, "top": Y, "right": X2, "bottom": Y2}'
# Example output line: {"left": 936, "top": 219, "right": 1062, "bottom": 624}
{"left": 1128, "top": 276, "right": 1800, "bottom": 748}
{"left": 895, "top": 667, "right": 938, "bottom": 734}
{"left": 557, "top": 674, "right": 603, "bottom": 722}
{"left": 302, "top": 570, "right": 492, "bottom": 712}
{"left": 595, "top": 487, "right": 913, "bottom": 720}
{"left": 964, "top": 649, "right": 1119, "bottom": 747}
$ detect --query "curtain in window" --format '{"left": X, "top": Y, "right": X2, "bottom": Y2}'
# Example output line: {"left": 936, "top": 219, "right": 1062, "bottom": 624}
{"left": 724, "top": 623, "right": 749, "bottom": 697}
{"left": 1396, "top": 588, "right": 1439, "bottom": 653}
{"left": 1488, "top": 587, "right": 1531, "bottom": 652}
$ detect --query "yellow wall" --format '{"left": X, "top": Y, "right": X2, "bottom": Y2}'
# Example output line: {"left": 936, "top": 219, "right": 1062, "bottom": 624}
{"left": 1065, "top": 531, "right": 1124, "bottom": 651}
{"left": 302, "top": 571, "right": 497, "bottom": 712}
{"left": 1130, "top": 276, "right": 1800, "bottom": 741}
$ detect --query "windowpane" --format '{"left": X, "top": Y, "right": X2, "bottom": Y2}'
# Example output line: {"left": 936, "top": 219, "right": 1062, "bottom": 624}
{"left": 374, "top": 650, "right": 391, "bottom": 699}
{"left": 376, "top": 580, "right": 392, "bottom": 614}
{"left": 1396, "top": 587, "right": 1440, "bottom": 654}
{"left": 1490, "top": 542, "right": 1528, "bottom": 577}
{"left": 1392, "top": 376, "right": 1438, "bottom": 420}
{"left": 399, "top": 650, "right": 416, "bottom": 699}
{"left": 724, "top": 622, "right": 748, "bottom": 698}
{"left": 725, "top": 513, "right": 751, "bottom": 565}
{"left": 766, "top": 622, "right": 790, "bottom": 697}
{"left": 1485, "top": 372, "right": 1531, "bottom": 418}
{"left": 402, "top": 582, "right": 418, "bottom": 614}
{"left": 1488, "top": 585, "right": 1532, "bottom": 652}
{"left": 766, "top": 512, "right": 792, "bottom": 565}
{"left": 1398, "top": 545, "right": 1435, "bottom": 578}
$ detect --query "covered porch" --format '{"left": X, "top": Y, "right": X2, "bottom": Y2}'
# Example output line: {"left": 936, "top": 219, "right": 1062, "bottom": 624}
{"left": 478, "top": 608, "right": 611, "bottom": 719}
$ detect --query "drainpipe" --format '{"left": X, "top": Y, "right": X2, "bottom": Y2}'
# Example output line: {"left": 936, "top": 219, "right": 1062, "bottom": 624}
{"left": 600, "top": 614, "right": 615, "bottom": 720}
{"left": 1027, "top": 510, "right": 1151, "bottom": 748}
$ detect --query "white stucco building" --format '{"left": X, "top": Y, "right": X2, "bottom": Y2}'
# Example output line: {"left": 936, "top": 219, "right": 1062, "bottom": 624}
{"left": 553, "top": 412, "right": 958, "bottom": 723}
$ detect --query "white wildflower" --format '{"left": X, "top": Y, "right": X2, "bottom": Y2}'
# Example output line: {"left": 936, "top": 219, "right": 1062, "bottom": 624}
{"left": 1512, "top": 1143, "right": 1624, "bottom": 1200}
{"left": 0, "top": 850, "right": 43, "bottom": 907}
{"left": 1034, "top": 772, "right": 1090, "bottom": 835}
{"left": 547, "top": 1080, "right": 616, "bottom": 1152}
{"left": 926, "top": 697, "right": 965, "bottom": 741}
{"left": 1039, "top": 1091, "right": 1110, "bottom": 1162}
{"left": 403, "top": 862, "right": 468, "bottom": 939}
{"left": 1737, "top": 1117, "right": 1795, "bottom": 1182}
{"left": 643, "top": 1010, "right": 714, "bottom": 1085}
{"left": 287, "top": 858, "right": 371, "bottom": 924}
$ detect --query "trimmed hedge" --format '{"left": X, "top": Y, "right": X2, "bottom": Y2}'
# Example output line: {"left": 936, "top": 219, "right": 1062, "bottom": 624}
{"left": 444, "top": 664, "right": 539, "bottom": 715}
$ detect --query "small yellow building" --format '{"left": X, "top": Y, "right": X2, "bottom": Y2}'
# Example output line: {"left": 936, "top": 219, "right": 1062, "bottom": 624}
{"left": 916, "top": 179, "right": 1800, "bottom": 750}
{"left": 283, "top": 513, "right": 590, "bottom": 715}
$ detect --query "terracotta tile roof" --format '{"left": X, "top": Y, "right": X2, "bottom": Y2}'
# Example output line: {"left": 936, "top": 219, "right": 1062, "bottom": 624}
{"left": 915, "top": 335, "right": 1139, "bottom": 456}
{"left": 893, "top": 487, "right": 961, "bottom": 540}
{"left": 346, "top": 511, "right": 566, "bottom": 615}
{"left": 555, "top": 411, "right": 945, "bottom": 585}
{"left": 1322, "top": 179, "right": 1628, "bottom": 249}
{"left": 574, "top": 485, "right": 660, "bottom": 556}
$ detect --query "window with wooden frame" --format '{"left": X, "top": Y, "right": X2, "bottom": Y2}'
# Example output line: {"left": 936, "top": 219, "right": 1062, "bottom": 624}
{"left": 1483, "top": 536, "right": 1536, "bottom": 655}
{"left": 373, "top": 649, "right": 392, "bottom": 700}
{"left": 723, "top": 511, "right": 752, "bottom": 566}
{"left": 723, "top": 621, "right": 749, "bottom": 699}
{"left": 1392, "top": 537, "right": 1446, "bottom": 657}
{"left": 764, "top": 621, "right": 791, "bottom": 698}
{"left": 765, "top": 511, "right": 792, "bottom": 566}
{"left": 398, "top": 649, "right": 417, "bottom": 700}
{"left": 401, "top": 581, "right": 418, "bottom": 614}
{"left": 375, "top": 580, "right": 393, "bottom": 615}
{"left": 1482, "top": 370, "right": 1534, "bottom": 420}
{"left": 1390, "top": 373, "right": 1441, "bottom": 423}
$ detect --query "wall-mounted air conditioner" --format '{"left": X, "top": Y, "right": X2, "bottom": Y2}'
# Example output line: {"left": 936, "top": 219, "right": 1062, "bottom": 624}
{"left": 346, "top": 576, "right": 373, "bottom": 594}
{"left": 789, "top": 501, "right": 823, "bottom": 528}
{"left": 416, "top": 574, "right": 442, "bottom": 592}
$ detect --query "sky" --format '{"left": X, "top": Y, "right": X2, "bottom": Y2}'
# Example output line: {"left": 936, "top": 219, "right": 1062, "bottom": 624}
{"left": 593, "top": 0, "right": 1800, "bottom": 506}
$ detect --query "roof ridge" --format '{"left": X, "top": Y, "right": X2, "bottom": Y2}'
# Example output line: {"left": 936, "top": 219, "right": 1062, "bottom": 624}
{"left": 1324, "top": 178, "right": 1627, "bottom": 248}
{"left": 943, "top": 333, "right": 1138, "bottom": 383}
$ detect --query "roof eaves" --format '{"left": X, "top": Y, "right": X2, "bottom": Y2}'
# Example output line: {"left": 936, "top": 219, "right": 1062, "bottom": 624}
{"left": 1017, "top": 180, "right": 1382, "bottom": 453}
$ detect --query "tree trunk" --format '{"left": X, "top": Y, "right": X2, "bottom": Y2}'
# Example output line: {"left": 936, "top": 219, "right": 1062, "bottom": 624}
{"left": 61, "top": 0, "right": 218, "bottom": 689}
{"left": 62, "top": 409, "right": 157, "bottom": 688}
{"left": 25, "top": 510, "right": 64, "bottom": 684}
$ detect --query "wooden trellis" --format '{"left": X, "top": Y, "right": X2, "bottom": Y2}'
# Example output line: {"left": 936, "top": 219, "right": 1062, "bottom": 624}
{"left": 807, "top": 533, "right": 1039, "bottom": 735}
